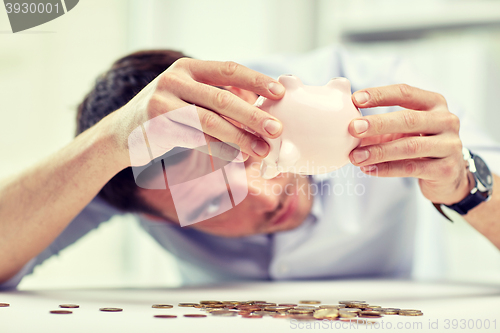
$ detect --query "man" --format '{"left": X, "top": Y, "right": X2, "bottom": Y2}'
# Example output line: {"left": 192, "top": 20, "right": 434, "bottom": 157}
{"left": 1, "top": 46, "right": 499, "bottom": 288}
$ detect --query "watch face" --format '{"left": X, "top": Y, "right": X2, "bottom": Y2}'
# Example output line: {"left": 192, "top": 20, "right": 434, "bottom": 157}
{"left": 473, "top": 155, "right": 493, "bottom": 188}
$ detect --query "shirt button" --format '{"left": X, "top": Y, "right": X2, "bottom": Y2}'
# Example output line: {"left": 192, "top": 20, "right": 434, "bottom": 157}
{"left": 277, "top": 262, "right": 290, "bottom": 275}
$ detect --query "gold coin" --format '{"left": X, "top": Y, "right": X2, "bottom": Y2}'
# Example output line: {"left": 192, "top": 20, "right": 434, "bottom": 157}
{"left": 366, "top": 305, "right": 381, "bottom": 309}
{"left": 380, "top": 308, "right": 400, "bottom": 315}
{"left": 313, "top": 309, "right": 339, "bottom": 319}
{"left": 339, "top": 300, "right": 365, "bottom": 304}
{"left": 152, "top": 304, "right": 173, "bottom": 309}
{"left": 339, "top": 312, "right": 357, "bottom": 318}
{"left": 360, "top": 310, "right": 382, "bottom": 315}
{"left": 320, "top": 304, "right": 345, "bottom": 309}
{"left": 345, "top": 302, "right": 369, "bottom": 308}
{"left": 204, "top": 303, "right": 226, "bottom": 308}
{"left": 59, "top": 304, "right": 79, "bottom": 309}
{"left": 99, "top": 307, "right": 123, "bottom": 312}
{"left": 340, "top": 308, "right": 361, "bottom": 313}
{"left": 299, "top": 300, "right": 321, "bottom": 304}
{"left": 50, "top": 310, "right": 72, "bottom": 314}
{"left": 399, "top": 309, "right": 421, "bottom": 313}
{"left": 399, "top": 311, "right": 423, "bottom": 316}
{"left": 184, "top": 314, "right": 207, "bottom": 318}
{"left": 289, "top": 315, "right": 318, "bottom": 321}
{"left": 0, "top": 303, "right": 10, "bottom": 307}
{"left": 200, "top": 300, "right": 221, "bottom": 305}
{"left": 278, "top": 303, "right": 297, "bottom": 307}
{"left": 210, "top": 310, "right": 238, "bottom": 317}
{"left": 246, "top": 300, "right": 266, "bottom": 304}
{"left": 241, "top": 314, "right": 263, "bottom": 318}
{"left": 178, "top": 303, "right": 199, "bottom": 307}
{"left": 289, "top": 309, "right": 314, "bottom": 314}
{"left": 264, "top": 306, "right": 292, "bottom": 311}
{"left": 154, "top": 315, "right": 177, "bottom": 318}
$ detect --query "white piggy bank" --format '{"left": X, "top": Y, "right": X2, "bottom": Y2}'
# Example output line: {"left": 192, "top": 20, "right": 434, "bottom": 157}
{"left": 255, "top": 75, "right": 361, "bottom": 179}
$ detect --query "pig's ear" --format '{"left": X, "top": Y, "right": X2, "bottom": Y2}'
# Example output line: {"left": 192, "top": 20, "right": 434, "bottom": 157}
{"left": 327, "top": 77, "right": 351, "bottom": 93}
{"left": 278, "top": 75, "right": 303, "bottom": 90}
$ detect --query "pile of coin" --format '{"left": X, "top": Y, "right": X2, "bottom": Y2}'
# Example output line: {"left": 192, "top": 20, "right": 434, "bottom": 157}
{"left": 171, "top": 300, "right": 423, "bottom": 320}
{"left": 0, "top": 300, "right": 423, "bottom": 320}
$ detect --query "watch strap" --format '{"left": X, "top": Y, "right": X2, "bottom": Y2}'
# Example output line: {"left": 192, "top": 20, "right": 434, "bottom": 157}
{"left": 445, "top": 189, "right": 487, "bottom": 215}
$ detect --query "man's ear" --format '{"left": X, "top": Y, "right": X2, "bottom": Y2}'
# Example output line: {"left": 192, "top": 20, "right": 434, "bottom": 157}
{"left": 224, "top": 86, "right": 259, "bottom": 104}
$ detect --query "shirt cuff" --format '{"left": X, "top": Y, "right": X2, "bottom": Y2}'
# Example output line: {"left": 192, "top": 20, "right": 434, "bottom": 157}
{"left": 0, "top": 258, "right": 37, "bottom": 290}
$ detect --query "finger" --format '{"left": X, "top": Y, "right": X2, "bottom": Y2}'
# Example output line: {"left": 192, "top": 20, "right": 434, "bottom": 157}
{"left": 358, "top": 133, "right": 408, "bottom": 147}
{"left": 177, "top": 81, "right": 283, "bottom": 139}
{"left": 359, "top": 156, "right": 460, "bottom": 181}
{"left": 195, "top": 107, "right": 271, "bottom": 158}
{"left": 349, "top": 109, "right": 459, "bottom": 138}
{"left": 352, "top": 84, "right": 447, "bottom": 110}
{"left": 350, "top": 135, "right": 460, "bottom": 166}
{"left": 177, "top": 58, "right": 285, "bottom": 100}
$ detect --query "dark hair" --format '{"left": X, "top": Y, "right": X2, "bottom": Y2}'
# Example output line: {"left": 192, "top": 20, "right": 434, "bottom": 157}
{"left": 76, "top": 50, "right": 188, "bottom": 213}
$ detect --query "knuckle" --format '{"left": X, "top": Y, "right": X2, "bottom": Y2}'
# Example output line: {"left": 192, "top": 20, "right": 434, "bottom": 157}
{"left": 371, "top": 145, "right": 385, "bottom": 162}
{"left": 398, "top": 84, "right": 413, "bottom": 99}
{"left": 220, "top": 61, "right": 239, "bottom": 77}
{"left": 201, "top": 112, "right": 219, "bottom": 132}
{"left": 214, "top": 89, "right": 232, "bottom": 111}
{"left": 436, "top": 93, "right": 447, "bottom": 105}
{"left": 370, "top": 116, "right": 385, "bottom": 134}
{"left": 159, "top": 72, "right": 182, "bottom": 88}
{"left": 402, "top": 110, "right": 419, "bottom": 130}
{"left": 405, "top": 138, "right": 421, "bottom": 155}
{"left": 146, "top": 94, "right": 166, "bottom": 118}
{"left": 170, "top": 57, "right": 190, "bottom": 70}
{"left": 405, "top": 161, "right": 417, "bottom": 176}
{"left": 370, "top": 89, "right": 384, "bottom": 105}
{"left": 233, "top": 129, "right": 250, "bottom": 148}
{"left": 445, "top": 113, "right": 460, "bottom": 132}
{"left": 451, "top": 138, "right": 463, "bottom": 152}
{"left": 248, "top": 109, "right": 261, "bottom": 127}
{"left": 250, "top": 75, "right": 266, "bottom": 91}
{"left": 438, "top": 160, "right": 454, "bottom": 178}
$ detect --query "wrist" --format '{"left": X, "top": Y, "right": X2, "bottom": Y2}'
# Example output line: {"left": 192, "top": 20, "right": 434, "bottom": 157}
{"left": 90, "top": 110, "right": 131, "bottom": 172}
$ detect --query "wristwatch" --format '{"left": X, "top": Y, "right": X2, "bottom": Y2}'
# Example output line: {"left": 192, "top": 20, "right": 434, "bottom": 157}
{"left": 433, "top": 147, "right": 494, "bottom": 222}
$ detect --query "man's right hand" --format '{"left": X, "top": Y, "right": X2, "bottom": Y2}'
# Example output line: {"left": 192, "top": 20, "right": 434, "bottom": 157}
{"left": 112, "top": 58, "right": 286, "bottom": 167}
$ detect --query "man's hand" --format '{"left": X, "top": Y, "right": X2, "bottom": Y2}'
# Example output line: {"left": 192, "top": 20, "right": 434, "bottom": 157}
{"left": 114, "top": 58, "right": 285, "bottom": 165}
{"left": 348, "top": 84, "right": 471, "bottom": 206}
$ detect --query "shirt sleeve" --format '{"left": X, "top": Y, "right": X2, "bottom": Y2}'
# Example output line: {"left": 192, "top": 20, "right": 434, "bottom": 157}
{"left": 0, "top": 196, "right": 122, "bottom": 290}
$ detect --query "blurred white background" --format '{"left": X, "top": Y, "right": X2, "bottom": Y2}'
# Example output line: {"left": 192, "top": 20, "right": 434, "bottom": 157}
{"left": 1, "top": 0, "right": 500, "bottom": 289}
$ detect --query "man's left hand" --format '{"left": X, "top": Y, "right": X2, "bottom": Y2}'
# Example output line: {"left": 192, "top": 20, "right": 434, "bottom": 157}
{"left": 348, "top": 84, "right": 472, "bottom": 206}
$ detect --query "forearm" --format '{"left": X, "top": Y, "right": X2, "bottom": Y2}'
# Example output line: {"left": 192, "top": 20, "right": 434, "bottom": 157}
{"left": 463, "top": 173, "right": 500, "bottom": 250}
{"left": 0, "top": 112, "right": 127, "bottom": 283}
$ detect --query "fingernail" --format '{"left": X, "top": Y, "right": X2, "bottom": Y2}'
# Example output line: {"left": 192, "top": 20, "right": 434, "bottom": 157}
{"left": 264, "top": 119, "right": 282, "bottom": 135}
{"left": 353, "top": 149, "right": 369, "bottom": 163}
{"left": 252, "top": 140, "right": 269, "bottom": 156}
{"left": 353, "top": 119, "right": 369, "bottom": 134}
{"left": 235, "top": 152, "right": 249, "bottom": 162}
{"left": 361, "top": 165, "right": 377, "bottom": 172}
{"left": 354, "top": 91, "right": 370, "bottom": 104}
{"left": 268, "top": 82, "right": 285, "bottom": 95}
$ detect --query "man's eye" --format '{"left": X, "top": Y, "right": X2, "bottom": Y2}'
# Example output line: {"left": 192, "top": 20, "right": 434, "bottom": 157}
{"left": 205, "top": 196, "right": 222, "bottom": 215}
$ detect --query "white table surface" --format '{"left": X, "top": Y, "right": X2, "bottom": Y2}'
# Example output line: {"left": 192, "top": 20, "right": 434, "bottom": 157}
{"left": 1, "top": 279, "right": 500, "bottom": 333}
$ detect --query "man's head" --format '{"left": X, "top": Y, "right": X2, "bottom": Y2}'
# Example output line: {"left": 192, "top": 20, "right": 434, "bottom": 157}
{"left": 77, "top": 50, "right": 313, "bottom": 237}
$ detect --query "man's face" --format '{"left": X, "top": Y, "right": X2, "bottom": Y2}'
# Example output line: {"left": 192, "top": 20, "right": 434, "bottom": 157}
{"left": 138, "top": 156, "right": 313, "bottom": 237}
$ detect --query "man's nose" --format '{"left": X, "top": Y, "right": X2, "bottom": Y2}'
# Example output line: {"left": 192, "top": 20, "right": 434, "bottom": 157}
{"left": 247, "top": 178, "right": 281, "bottom": 213}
